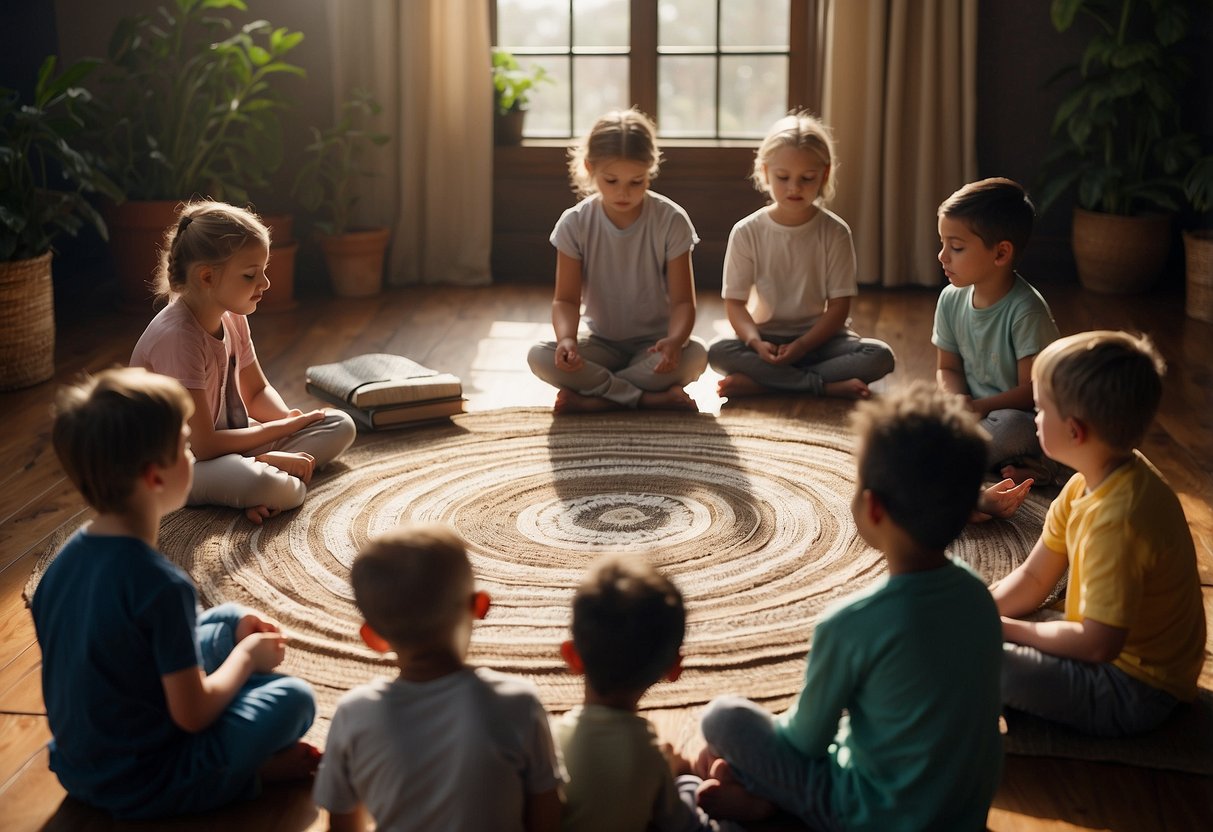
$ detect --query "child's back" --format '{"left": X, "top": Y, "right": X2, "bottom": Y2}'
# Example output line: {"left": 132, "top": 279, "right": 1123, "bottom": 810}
{"left": 319, "top": 667, "right": 558, "bottom": 831}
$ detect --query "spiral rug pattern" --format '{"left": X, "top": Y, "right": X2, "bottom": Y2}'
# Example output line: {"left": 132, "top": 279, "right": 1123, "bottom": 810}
{"left": 29, "top": 406, "right": 1048, "bottom": 728}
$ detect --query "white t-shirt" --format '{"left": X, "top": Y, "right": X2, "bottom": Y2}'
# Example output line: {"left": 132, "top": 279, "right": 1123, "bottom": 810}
{"left": 550, "top": 191, "right": 698, "bottom": 342}
{"left": 721, "top": 206, "right": 857, "bottom": 337}
{"left": 314, "top": 668, "right": 562, "bottom": 832}
{"left": 130, "top": 299, "right": 256, "bottom": 430}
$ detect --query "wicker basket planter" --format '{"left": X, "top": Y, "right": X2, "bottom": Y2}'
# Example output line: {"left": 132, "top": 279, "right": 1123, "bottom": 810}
{"left": 1183, "top": 230, "right": 1213, "bottom": 324}
{"left": 1072, "top": 208, "right": 1171, "bottom": 294}
{"left": 0, "top": 252, "right": 55, "bottom": 390}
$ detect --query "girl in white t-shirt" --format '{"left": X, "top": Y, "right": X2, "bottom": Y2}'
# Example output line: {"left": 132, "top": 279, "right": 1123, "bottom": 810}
{"left": 526, "top": 109, "right": 707, "bottom": 412}
{"left": 130, "top": 201, "right": 355, "bottom": 524}
{"left": 708, "top": 112, "right": 894, "bottom": 399}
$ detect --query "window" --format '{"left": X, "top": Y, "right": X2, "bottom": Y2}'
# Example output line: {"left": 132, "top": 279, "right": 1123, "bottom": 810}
{"left": 492, "top": 0, "right": 819, "bottom": 140}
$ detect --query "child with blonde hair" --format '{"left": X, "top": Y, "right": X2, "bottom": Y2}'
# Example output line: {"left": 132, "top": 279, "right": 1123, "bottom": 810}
{"left": 993, "top": 331, "right": 1205, "bottom": 736}
{"left": 32, "top": 367, "right": 318, "bottom": 820}
{"left": 130, "top": 200, "right": 356, "bottom": 524}
{"left": 708, "top": 112, "right": 894, "bottom": 400}
{"left": 528, "top": 109, "right": 707, "bottom": 412}
{"left": 314, "top": 523, "right": 563, "bottom": 831}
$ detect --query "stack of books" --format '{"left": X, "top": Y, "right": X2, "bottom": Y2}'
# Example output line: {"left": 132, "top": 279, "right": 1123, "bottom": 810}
{"left": 305, "top": 353, "right": 465, "bottom": 430}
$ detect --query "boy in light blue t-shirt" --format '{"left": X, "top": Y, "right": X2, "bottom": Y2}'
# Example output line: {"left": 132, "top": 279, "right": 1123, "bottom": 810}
{"left": 694, "top": 383, "right": 1004, "bottom": 831}
{"left": 933, "top": 177, "right": 1061, "bottom": 484}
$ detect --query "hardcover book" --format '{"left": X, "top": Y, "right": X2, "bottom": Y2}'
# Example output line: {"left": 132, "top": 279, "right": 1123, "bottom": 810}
{"left": 305, "top": 353, "right": 463, "bottom": 409}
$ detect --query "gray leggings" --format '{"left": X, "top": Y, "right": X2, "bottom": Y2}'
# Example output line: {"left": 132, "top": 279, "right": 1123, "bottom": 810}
{"left": 1002, "top": 642, "right": 1180, "bottom": 736}
{"left": 189, "top": 410, "right": 357, "bottom": 511}
{"left": 527, "top": 334, "right": 708, "bottom": 407}
{"left": 707, "top": 330, "right": 894, "bottom": 395}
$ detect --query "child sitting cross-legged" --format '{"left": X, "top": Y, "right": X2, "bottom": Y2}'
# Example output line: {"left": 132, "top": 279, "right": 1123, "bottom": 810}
{"left": 694, "top": 382, "right": 1004, "bottom": 831}
{"left": 556, "top": 553, "right": 742, "bottom": 832}
{"left": 993, "top": 331, "right": 1205, "bottom": 736}
{"left": 313, "top": 523, "right": 564, "bottom": 832}
{"left": 31, "top": 367, "right": 318, "bottom": 820}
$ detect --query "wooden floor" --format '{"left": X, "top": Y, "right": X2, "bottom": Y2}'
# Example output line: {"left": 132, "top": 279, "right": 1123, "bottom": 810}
{"left": 1, "top": 278, "right": 1210, "bottom": 830}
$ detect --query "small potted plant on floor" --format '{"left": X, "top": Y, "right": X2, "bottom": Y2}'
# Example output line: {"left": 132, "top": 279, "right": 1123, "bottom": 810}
{"left": 1034, "top": 0, "right": 1203, "bottom": 293}
{"left": 90, "top": 0, "right": 304, "bottom": 308}
{"left": 292, "top": 89, "right": 392, "bottom": 297}
{"left": 1, "top": 57, "right": 122, "bottom": 389}
{"left": 491, "top": 48, "right": 552, "bottom": 146}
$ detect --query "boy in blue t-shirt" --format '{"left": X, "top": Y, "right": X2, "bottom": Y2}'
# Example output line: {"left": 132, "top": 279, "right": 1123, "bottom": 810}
{"left": 933, "top": 177, "right": 1061, "bottom": 484}
{"left": 694, "top": 383, "right": 1004, "bottom": 831}
{"left": 31, "top": 367, "right": 318, "bottom": 820}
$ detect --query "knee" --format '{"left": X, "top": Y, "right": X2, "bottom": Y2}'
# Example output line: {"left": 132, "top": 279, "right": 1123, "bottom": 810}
{"left": 328, "top": 410, "right": 357, "bottom": 451}
{"left": 527, "top": 342, "right": 557, "bottom": 375}
{"left": 681, "top": 337, "right": 708, "bottom": 379}
{"left": 707, "top": 338, "right": 743, "bottom": 368}
{"left": 701, "top": 695, "right": 767, "bottom": 749}
{"left": 863, "top": 341, "right": 896, "bottom": 379}
{"left": 262, "top": 676, "right": 317, "bottom": 742}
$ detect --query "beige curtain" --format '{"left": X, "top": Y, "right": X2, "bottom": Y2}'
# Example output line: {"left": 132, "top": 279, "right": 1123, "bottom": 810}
{"left": 329, "top": 0, "right": 493, "bottom": 286}
{"left": 823, "top": 0, "right": 977, "bottom": 287}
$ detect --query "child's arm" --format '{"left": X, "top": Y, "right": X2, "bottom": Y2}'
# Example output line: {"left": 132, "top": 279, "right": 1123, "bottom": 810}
{"left": 936, "top": 348, "right": 970, "bottom": 398}
{"left": 160, "top": 630, "right": 286, "bottom": 732}
{"left": 968, "top": 354, "right": 1036, "bottom": 417}
{"left": 552, "top": 251, "right": 585, "bottom": 371}
{"left": 990, "top": 536, "right": 1067, "bottom": 617}
{"left": 524, "top": 787, "right": 562, "bottom": 832}
{"left": 723, "top": 299, "right": 779, "bottom": 363}
{"left": 1001, "top": 615, "right": 1128, "bottom": 664}
{"left": 771, "top": 295, "right": 851, "bottom": 365}
{"left": 238, "top": 359, "right": 300, "bottom": 423}
{"left": 327, "top": 807, "right": 369, "bottom": 832}
{"left": 184, "top": 388, "right": 325, "bottom": 461}
{"left": 649, "top": 251, "right": 696, "bottom": 372}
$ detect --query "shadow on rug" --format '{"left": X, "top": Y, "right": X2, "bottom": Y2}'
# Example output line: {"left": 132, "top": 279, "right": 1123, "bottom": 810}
{"left": 27, "top": 406, "right": 1209, "bottom": 774}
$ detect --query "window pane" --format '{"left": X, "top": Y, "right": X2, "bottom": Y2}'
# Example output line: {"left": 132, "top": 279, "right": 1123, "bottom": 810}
{"left": 573, "top": 56, "right": 629, "bottom": 135}
{"left": 498, "top": 0, "right": 569, "bottom": 49}
{"left": 520, "top": 55, "right": 570, "bottom": 138}
{"left": 658, "top": 56, "right": 716, "bottom": 137}
{"left": 574, "top": 0, "right": 628, "bottom": 49}
{"left": 658, "top": 0, "right": 717, "bottom": 49}
{"left": 721, "top": 0, "right": 789, "bottom": 49}
{"left": 720, "top": 55, "right": 786, "bottom": 138}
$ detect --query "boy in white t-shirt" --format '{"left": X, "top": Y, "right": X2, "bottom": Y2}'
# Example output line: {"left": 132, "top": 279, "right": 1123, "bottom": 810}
{"left": 313, "top": 524, "right": 563, "bottom": 831}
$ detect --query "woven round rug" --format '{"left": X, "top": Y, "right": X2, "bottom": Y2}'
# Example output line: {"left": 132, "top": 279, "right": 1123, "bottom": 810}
{"left": 28, "top": 406, "right": 1048, "bottom": 726}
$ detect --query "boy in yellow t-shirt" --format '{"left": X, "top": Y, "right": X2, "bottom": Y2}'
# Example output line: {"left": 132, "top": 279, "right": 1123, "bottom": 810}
{"left": 992, "top": 331, "right": 1205, "bottom": 736}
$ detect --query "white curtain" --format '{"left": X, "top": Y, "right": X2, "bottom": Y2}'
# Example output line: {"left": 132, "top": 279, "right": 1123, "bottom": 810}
{"left": 823, "top": 0, "right": 977, "bottom": 287}
{"left": 329, "top": 0, "right": 493, "bottom": 286}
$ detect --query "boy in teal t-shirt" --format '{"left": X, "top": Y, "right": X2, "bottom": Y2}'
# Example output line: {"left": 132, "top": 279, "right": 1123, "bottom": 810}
{"left": 695, "top": 383, "right": 1004, "bottom": 831}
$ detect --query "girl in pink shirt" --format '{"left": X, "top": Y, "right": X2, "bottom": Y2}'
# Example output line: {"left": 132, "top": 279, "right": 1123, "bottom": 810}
{"left": 131, "top": 201, "right": 355, "bottom": 523}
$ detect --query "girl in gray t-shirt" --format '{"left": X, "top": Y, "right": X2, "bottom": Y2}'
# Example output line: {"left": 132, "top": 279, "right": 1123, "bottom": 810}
{"left": 526, "top": 109, "right": 707, "bottom": 412}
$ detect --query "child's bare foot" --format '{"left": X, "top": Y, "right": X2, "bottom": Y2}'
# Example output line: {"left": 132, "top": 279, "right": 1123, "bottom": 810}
{"left": 638, "top": 387, "right": 698, "bottom": 411}
{"left": 717, "top": 373, "right": 770, "bottom": 398}
{"left": 244, "top": 505, "right": 283, "bottom": 525}
{"left": 553, "top": 390, "right": 626, "bottom": 414}
{"left": 259, "top": 741, "right": 321, "bottom": 782}
{"left": 696, "top": 759, "right": 777, "bottom": 822}
{"left": 824, "top": 378, "right": 871, "bottom": 400}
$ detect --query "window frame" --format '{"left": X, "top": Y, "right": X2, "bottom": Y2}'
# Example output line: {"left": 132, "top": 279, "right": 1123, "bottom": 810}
{"left": 490, "top": 0, "right": 822, "bottom": 142}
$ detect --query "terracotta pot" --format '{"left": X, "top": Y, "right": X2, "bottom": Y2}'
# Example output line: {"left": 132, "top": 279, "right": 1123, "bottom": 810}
{"left": 259, "top": 240, "right": 299, "bottom": 312}
{"left": 1183, "top": 229, "right": 1213, "bottom": 324}
{"left": 104, "top": 200, "right": 180, "bottom": 310}
{"left": 0, "top": 252, "right": 55, "bottom": 390}
{"left": 318, "top": 228, "right": 391, "bottom": 297}
{"left": 1071, "top": 208, "right": 1171, "bottom": 294}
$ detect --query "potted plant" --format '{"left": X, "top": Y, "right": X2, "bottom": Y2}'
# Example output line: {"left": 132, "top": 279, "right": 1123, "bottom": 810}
{"left": 1181, "top": 155, "right": 1213, "bottom": 322}
{"left": 0, "top": 57, "right": 122, "bottom": 390}
{"left": 491, "top": 48, "right": 552, "bottom": 146}
{"left": 91, "top": 0, "right": 304, "bottom": 308}
{"left": 1034, "top": 0, "right": 1203, "bottom": 293}
{"left": 292, "top": 89, "right": 392, "bottom": 298}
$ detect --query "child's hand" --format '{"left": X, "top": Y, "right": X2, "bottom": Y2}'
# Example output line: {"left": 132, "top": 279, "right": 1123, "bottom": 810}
{"left": 236, "top": 612, "right": 282, "bottom": 643}
{"left": 281, "top": 409, "right": 326, "bottom": 434}
{"left": 555, "top": 338, "right": 584, "bottom": 371}
{"left": 692, "top": 744, "right": 719, "bottom": 780}
{"left": 973, "top": 477, "right": 1033, "bottom": 522}
{"left": 255, "top": 451, "right": 316, "bottom": 484}
{"left": 649, "top": 338, "right": 681, "bottom": 373}
{"left": 771, "top": 339, "right": 810, "bottom": 365}
{"left": 748, "top": 339, "right": 780, "bottom": 364}
{"left": 660, "top": 742, "right": 694, "bottom": 777}
{"left": 239, "top": 631, "right": 288, "bottom": 673}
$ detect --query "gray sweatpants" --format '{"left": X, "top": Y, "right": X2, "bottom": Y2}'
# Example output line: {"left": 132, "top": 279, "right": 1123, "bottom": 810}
{"left": 707, "top": 330, "right": 894, "bottom": 395}
{"left": 527, "top": 334, "right": 708, "bottom": 407}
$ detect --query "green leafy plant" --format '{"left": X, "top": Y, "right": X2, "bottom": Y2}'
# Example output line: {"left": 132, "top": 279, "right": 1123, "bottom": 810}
{"left": 491, "top": 48, "right": 552, "bottom": 116}
{"left": 1035, "top": 0, "right": 1206, "bottom": 217}
{"left": 92, "top": 0, "right": 304, "bottom": 203}
{"left": 0, "top": 57, "right": 122, "bottom": 261}
{"left": 291, "top": 90, "right": 391, "bottom": 236}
